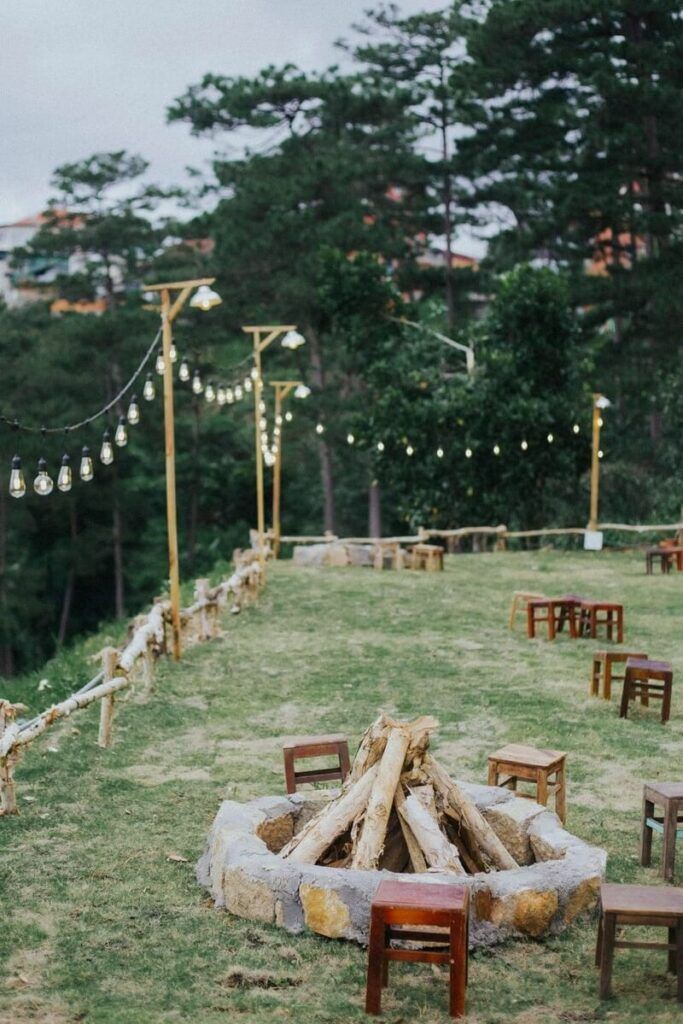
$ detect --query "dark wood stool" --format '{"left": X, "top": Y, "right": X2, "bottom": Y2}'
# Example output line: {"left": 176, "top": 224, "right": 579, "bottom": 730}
{"left": 619, "top": 658, "right": 673, "bottom": 724}
{"left": 595, "top": 882, "right": 683, "bottom": 1001}
{"left": 366, "top": 880, "right": 469, "bottom": 1018}
{"left": 282, "top": 734, "right": 350, "bottom": 794}
{"left": 641, "top": 782, "right": 683, "bottom": 883}
{"left": 646, "top": 547, "right": 673, "bottom": 574}
{"left": 578, "top": 601, "right": 624, "bottom": 642}
{"left": 527, "top": 597, "right": 580, "bottom": 640}
{"left": 487, "top": 743, "right": 567, "bottom": 823}
{"left": 590, "top": 650, "right": 647, "bottom": 700}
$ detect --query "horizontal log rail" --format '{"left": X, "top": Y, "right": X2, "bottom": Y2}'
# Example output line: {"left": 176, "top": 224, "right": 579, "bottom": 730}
{"left": 0, "top": 558, "right": 263, "bottom": 816}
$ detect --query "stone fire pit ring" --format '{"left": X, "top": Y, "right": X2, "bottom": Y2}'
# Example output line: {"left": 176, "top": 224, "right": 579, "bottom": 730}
{"left": 198, "top": 781, "right": 606, "bottom": 947}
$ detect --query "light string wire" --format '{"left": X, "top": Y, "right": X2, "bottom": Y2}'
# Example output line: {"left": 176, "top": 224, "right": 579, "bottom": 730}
{"left": 0, "top": 328, "right": 162, "bottom": 435}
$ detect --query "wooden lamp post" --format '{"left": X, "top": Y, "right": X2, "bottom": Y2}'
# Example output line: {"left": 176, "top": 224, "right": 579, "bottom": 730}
{"left": 588, "top": 392, "right": 610, "bottom": 531}
{"left": 242, "top": 326, "right": 304, "bottom": 567}
{"left": 143, "top": 278, "right": 221, "bottom": 660}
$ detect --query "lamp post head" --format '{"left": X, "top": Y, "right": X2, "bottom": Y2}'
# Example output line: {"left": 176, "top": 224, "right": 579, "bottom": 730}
{"left": 190, "top": 284, "right": 222, "bottom": 311}
{"left": 281, "top": 329, "right": 305, "bottom": 350}
{"left": 294, "top": 384, "right": 311, "bottom": 399}
{"left": 595, "top": 395, "right": 611, "bottom": 410}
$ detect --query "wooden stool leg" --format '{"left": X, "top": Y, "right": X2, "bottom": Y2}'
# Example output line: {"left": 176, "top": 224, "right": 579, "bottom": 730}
{"left": 603, "top": 660, "right": 612, "bottom": 701}
{"left": 668, "top": 926, "right": 677, "bottom": 974}
{"left": 381, "top": 926, "right": 389, "bottom": 987}
{"left": 590, "top": 658, "right": 601, "bottom": 697}
{"left": 536, "top": 768, "right": 548, "bottom": 809}
{"left": 365, "top": 911, "right": 385, "bottom": 1014}
{"left": 527, "top": 604, "right": 535, "bottom": 638}
{"left": 676, "top": 919, "right": 683, "bottom": 1002}
{"left": 487, "top": 760, "right": 497, "bottom": 786}
{"left": 662, "top": 679, "right": 673, "bottom": 724}
{"left": 663, "top": 801, "right": 677, "bottom": 882}
{"left": 617, "top": 609, "right": 623, "bottom": 643}
{"left": 599, "top": 912, "right": 617, "bottom": 999}
{"left": 595, "top": 909, "right": 604, "bottom": 966}
{"left": 619, "top": 680, "right": 631, "bottom": 719}
{"left": 547, "top": 605, "right": 556, "bottom": 641}
{"left": 554, "top": 764, "right": 566, "bottom": 824}
{"left": 640, "top": 797, "right": 654, "bottom": 867}
{"left": 283, "top": 749, "right": 296, "bottom": 794}
{"left": 449, "top": 913, "right": 467, "bottom": 1019}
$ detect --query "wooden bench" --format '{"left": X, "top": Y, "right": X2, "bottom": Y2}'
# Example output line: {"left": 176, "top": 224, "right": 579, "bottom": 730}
{"left": 282, "top": 734, "right": 351, "bottom": 794}
{"left": 366, "top": 879, "right": 469, "bottom": 1018}
{"left": 619, "top": 658, "right": 673, "bottom": 724}
{"left": 578, "top": 601, "right": 624, "bottom": 643}
{"left": 595, "top": 882, "right": 683, "bottom": 1001}
{"left": 590, "top": 650, "right": 647, "bottom": 700}
{"left": 508, "top": 591, "right": 546, "bottom": 630}
{"left": 641, "top": 781, "right": 683, "bottom": 882}
{"left": 409, "top": 543, "right": 444, "bottom": 572}
{"left": 487, "top": 743, "right": 567, "bottom": 823}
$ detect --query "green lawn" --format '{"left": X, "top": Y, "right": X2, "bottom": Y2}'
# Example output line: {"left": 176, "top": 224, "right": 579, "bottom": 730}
{"left": 1, "top": 551, "right": 682, "bottom": 1023}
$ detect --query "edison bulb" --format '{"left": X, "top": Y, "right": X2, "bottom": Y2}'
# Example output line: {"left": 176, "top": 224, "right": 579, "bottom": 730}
{"left": 521, "top": 440, "right": 528, "bottom": 451}
{"left": 178, "top": 358, "right": 190, "bottom": 382}
{"left": 259, "top": 417, "right": 267, "bottom": 431}
{"left": 316, "top": 423, "right": 324, "bottom": 435}
{"left": 436, "top": 447, "right": 444, "bottom": 458}
{"left": 114, "top": 417, "right": 128, "bottom": 447}
{"left": 572, "top": 423, "right": 580, "bottom": 434}
{"left": 244, "top": 377, "right": 253, "bottom": 393}
{"left": 465, "top": 447, "right": 472, "bottom": 458}
{"left": 377, "top": 441, "right": 385, "bottom": 452}
{"left": 264, "top": 451, "right": 276, "bottom": 467}
{"left": 57, "top": 454, "right": 72, "bottom": 493}
{"left": 34, "top": 458, "right": 53, "bottom": 496}
{"left": 217, "top": 385, "right": 226, "bottom": 405}
{"left": 250, "top": 367, "right": 258, "bottom": 380}
{"left": 234, "top": 385, "right": 243, "bottom": 400}
{"left": 192, "top": 371, "right": 203, "bottom": 395}
{"left": 493, "top": 444, "right": 501, "bottom": 455}
{"left": 547, "top": 433, "right": 554, "bottom": 443}
{"left": 127, "top": 395, "right": 140, "bottom": 425}
{"left": 285, "top": 410, "right": 293, "bottom": 422}
{"left": 226, "top": 388, "right": 234, "bottom": 404}
{"left": 205, "top": 381, "right": 216, "bottom": 403}
{"left": 347, "top": 433, "right": 355, "bottom": 445}
{"left": 155, "top": 349, "right": 165, "bottom": 375}
{"left": 406, "top": 445, "right": 414, "bottom": 456}
{"left": 169, "top": 341, "right": 177, "bottom": 363}
{"left": 259, "top": 401, "right": 266, "bottom": 414}
{"left": 80, "top": 446, "right": 94, "bottom": 482}
{"left": 143, "top": 374, "right": 155, "bottom": 401}
{"left": 100, "top": 430, "right": 114, "bottom": 465}
{"left": 9, "top": 455, "right": 25, "bottom": 498}
{"left": 275, "top": 414, "right": 283, "bottom": 426}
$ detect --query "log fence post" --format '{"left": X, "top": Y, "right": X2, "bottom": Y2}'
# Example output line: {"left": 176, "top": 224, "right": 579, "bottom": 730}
{"left": 98, "top": 648, "right": 120, "bottom": 749}
{"left": 195, "top": 579, "right": 210, "bottom": 640}
{"left": 0, "top": 701, "right": 21, "bottom": 814}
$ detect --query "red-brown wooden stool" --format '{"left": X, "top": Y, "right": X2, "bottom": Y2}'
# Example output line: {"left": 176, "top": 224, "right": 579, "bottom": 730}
{"left": 578, "top": 601, "right": 624, "bottom": 642}
{"left": 646, "top": 547, "right": 673, "bottom": 574}
{"left": 366, "top": 880, "right": 469, "bottom": 1018}
{"left": 282, "top": 734, "right": 351, "bottom": 794}
{"left": 590, "top": 650, "right": 647, "bottom": 700}
{"left": 595, "top": 883, "right": 683, "bottom": 1001}
{"left": 488, "top": 743, "right": 567, "bottom": 823}
{"left": 641, "top": 782, "right": 683, "bottom": 883}
{"left": 527, "top": 597, "right": 581, "bottom": 640}
{"left": 619, "top": 658, "right": 673, "bottom": 724}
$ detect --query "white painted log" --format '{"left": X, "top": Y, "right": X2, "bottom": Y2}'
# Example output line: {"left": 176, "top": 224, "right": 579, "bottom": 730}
{"left": 117, "top": 601, "right": 167, "bottom": 674}
{"left": 352, "top": 727, "right": 411, "bottom": 870}
{"left": 397, "top": 793, "right": 465, "bottom": 874}
{"left": 282, "top": 765, "right": 379, "bottom": 864}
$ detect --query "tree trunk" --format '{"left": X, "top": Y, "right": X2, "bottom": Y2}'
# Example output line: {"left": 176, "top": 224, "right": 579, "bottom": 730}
{"left": 368, "top": 478, "right": 381, "bottom": 538}
{"left": 307, "top": 327, "right": 336, "bottom": 533}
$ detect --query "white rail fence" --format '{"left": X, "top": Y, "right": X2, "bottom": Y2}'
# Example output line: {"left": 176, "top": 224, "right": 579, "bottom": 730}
{"left": 0, "top": 557, "right": 262, "bottom": 816}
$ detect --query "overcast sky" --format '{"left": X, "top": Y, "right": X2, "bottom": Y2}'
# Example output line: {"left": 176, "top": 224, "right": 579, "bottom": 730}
{"left": 0, "top": 0, "right": 447, "bottom": 224}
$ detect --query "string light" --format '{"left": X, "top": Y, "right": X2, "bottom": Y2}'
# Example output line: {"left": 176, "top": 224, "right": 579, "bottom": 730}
{"left": 275, "top": 414, "right": 283, "bottom": 426}
{"left": 57, "top": 454, "right": 72, "bottom": 493}
{"left": 285, "top": 410, "right": 293, "bottom": 422}
{"left": 572, "top": 423, "right": 580, "bottom": 434}
{"left": 316, "top": 423, "right": 324, "bottom": 435}
{"left": 598, "top": 417, "right": 604, "bottom": 428}
{"left": 192, "top": 370, "right": 203, "bottom": 395}
{"left": 465, "top": 447, "right": 472, "bottom": 458}
{"left": 493, "top": 444, "right": 501, "bottom": 455}
{"left": 437, "top": 447, "right": 444, "bottom": 458}
{"left": 347, "top": 433, "right": 355, "bottom": 445}
{"left": 34, "top": 458, "right": 53, "bottom": 496}
{"left": 521, "top": 440, "right": 528, "bottom": 451}
{"left": 155, "top": 349, "right": 165, "bottom": 375}
{"left": 169, "top": 341, "right": 177, "bottom": 363}
{"left": 226, "top": 388, "right": 234, "bottom": 404}
{"left": 377, "top": 441, "right": 385, "bottom": 452}
{"left": 547, "top": 433, "right": 554, "bottom": 443}
{"left": 143, "top": 374, "right": 155, "bottom": 401}
{"left": 259, "top": 417, "right": 267, "bottom": 431}
{"left": 127, "top": 395, "right": 140, "bottom": 425}
{"left": 234, "top": 385, "right": 243, "bottom": 401}
{"left": 264, "top": 451, "right": 276, "bottom": 467}
{"left": 80, "top": 447, "right": 93, "bottom": 482}
{"left": 406, "top": 444, "right": 414, "bottom": 456}
{"left": 115, "top": 416, "right": 128, "bottom": 447}
{"left": 100, "top": 429, "right": 114, "bottom": 465}
{"left": 9, "top": 456, "right": 25, "bottom": 498}
{"left": 244, "top": 377, "right": 253, "bottom": 393}
{"left": 598, "top": 449, "right": 604, "bottom": 459}
{"left": 179, "top": 358, "right": 190, "bottom": 382}
{"left": 216, "top": 385, "right": 226, "bottom": 406}
{"left": 259, "top": 401, "right": 266, "bottom": 414}
{"left": 205, "top": 381, "right": 216, "bottom": 403}
{"left": 250, "top": 367, "right": 259, "bottom": 380}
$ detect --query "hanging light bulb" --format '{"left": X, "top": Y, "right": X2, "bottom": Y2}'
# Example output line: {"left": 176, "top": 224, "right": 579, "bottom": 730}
{"left": 598, "top": 449, "right": 604, "bottom": 459}
{"left": 155, "top": 349, "right": 165, "bottom": 375}
{"left": 273, "top": 426, "right": 281, "bottom": 438}
{"left": 192, "top": 370, "right": 203, "bottom": 395}
{"left": 598, "top": 417, "right": 604, "bottom": 428}
{"left": 259, "top": 417, "right": 267, "bottom": 431}
{"left": 272, "top": 443, "right": 278, "bottom": 454}
{"left": 294, "top": 384, "right": 311, "bottom": 399}
{"left": 178, "top": 358, "right": 190, "bottom": 382}
{"left": 465, "top": 447, "right": 473, "bottom": 458}
{"left": 406, "top": 445, "right": 414, "bottom": 456}
{"left": 205, "top": 381, "right": 216, "bottom": 403}
{"left": 9, "top": 455, "right": 25, "bottom": 498}
{"left": 521, "top": 440, "right": 528, "bottom": 451}
{"left": 80, "top": 446, "right": 94, "bottom": 482}
{"left": 234, "top": 384, "right": 243, "bottom": 401}
{"left": 115, "top": 416, "right": 128, "bottom": 447}
{"left": 377, "top": 441, "right": 385, "bottom": 452}
{"left": 244, "top": 377, "right": 253, "bottom": 393}
{"left": 285, "top": 410, "right": 293, "bottom": 422}
{"left": 169, "top": 341, "right": 177, "bottom": 363}
{"left": 250, "top": 366, "right": 259, "bottom": 381}
{"left": 100, "top": 429, "right": 114, "bottom": 465}
{"left": 264, "top": 451, "right": 276, "bottom": 467}
{"left": 33, "top": 458, "right": 53, "bottom": 496}
{"left": 127, "top": 394, "right": 140, "bottom": 425}
{"left": 226, "top": 388, "right": 234, "bottom": 404}
{"left": 347, "top": 433, "right": 355, "bottom": 445}
{"left": 436, "top": 447, "right": 444, "bottom": 459}
{"left": 217, "top": 385, "right": 227, "bottom": 406}
{"left": 572, "top": 423, "right": 580, "bottom": 434}
{"left": 275, "top": 414, "right": 283, "bottom": 426}
{"left": 315, "top": 423, "right": 324, "bottom": 435}
{"left": 143, "top": 373, "right": 155, "bottom": 401}
{"left": 57, "top": 454, "right": 72, "bottom": 493}
{"left": 493, "top": 444, "right": 501, "bottom": 455}
{"left": 547, "top": 433, "right": 554, "bottom": 443}
{"left": 259, "top": 401, "right": 267, "bottom": 414}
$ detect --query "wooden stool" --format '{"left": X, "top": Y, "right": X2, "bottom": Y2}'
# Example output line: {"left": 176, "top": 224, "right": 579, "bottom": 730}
{"left": 641, "top": 782, "right": 683, "bottom": 882}
{"left": 527, "top": 597, "right": 580, "bottom": 640}
{"left": 595, "top": 883, "right": 683, "bottom": 1001}
{"left": 590, "top": 650, "right": 647, "bottom": 699}
{"left": 366, "top": 880, "right": 469, "bottom": 1018}
{"left": 660, "top": 543, "right": 683, "bottom": 570}
{"left": 578, "top": 601, "right": 624, "bottom": 642}
{"left": 508, "top": 590, "right": 546, "bottom": 630}
{"left": 646, "top": 547, "right": 673, "bottom": 574}
{"left": 488, "top": 743, "right": 567, "bottom": 823}
{"left": 282, "top": 734, "right": 351, "bottom": 794}
{"left": 410, "top": 543, "right": 444, "bottom": 571}
{"left": 619, "top": 658, "right": 673, "bottom": 724}
{"left": 373, "top": 541, "right": 404, "bottom": 571}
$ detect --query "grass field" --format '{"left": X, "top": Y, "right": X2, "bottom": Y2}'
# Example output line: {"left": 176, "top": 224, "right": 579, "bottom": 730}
{"left": 1, "top": 551, "right": 682, "bottom": 1023}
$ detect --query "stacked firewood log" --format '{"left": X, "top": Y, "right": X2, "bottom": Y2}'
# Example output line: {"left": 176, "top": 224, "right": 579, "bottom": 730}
{"left": 281, "top": 715, "right": 518, "bottom": 874}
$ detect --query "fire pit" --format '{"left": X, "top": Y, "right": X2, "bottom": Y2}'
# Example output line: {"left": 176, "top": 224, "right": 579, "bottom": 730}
{"left": 198, "top": 716, "right": 606, "bottom": 946}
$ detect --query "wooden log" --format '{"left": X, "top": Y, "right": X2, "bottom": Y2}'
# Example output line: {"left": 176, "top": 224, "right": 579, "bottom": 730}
{"left": 352, "top": 727, "right": 412, "bottom": 870}
{"left": 397, "top": 792, "right": 465, "bottom": 874}
{"left": 424, "top": 755, "right": 518, "bottom": 871}
{"left": 348, "top": 714, "right": 395, "bottom": 783}
{"left": 282, "top": 765, "right": 379, "bottom": 863}
{"left": 98, "top": 648, "right": 119, "bottom": 749}
{"left": 0, "top": 701, "right": 25, "bottom": 815}
{"left": 118, "top": 601, "right": 167, "bottom": 674}
{"left": 394, "top": 782, "right": 428, "bottom": 873}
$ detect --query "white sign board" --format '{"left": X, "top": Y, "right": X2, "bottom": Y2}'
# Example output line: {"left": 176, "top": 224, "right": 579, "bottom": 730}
{"left": 584, "top": 530, "right": 604, "bottom": 551}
